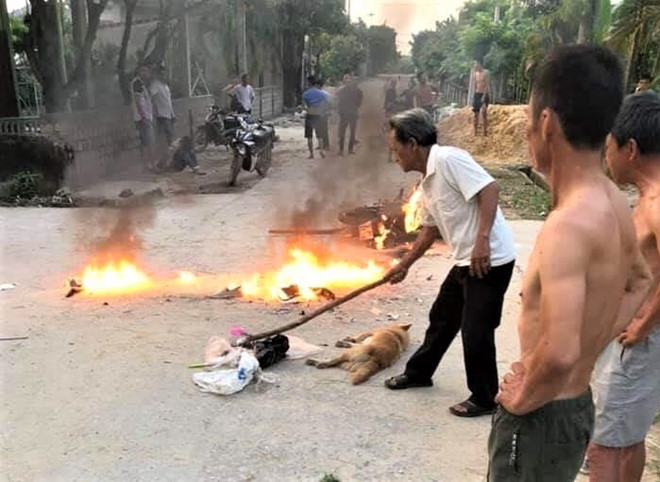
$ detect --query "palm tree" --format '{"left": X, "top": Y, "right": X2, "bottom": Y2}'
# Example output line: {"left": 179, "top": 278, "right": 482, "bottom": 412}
{"left": 607, "top": 0, "right": 660, "bottom": 88}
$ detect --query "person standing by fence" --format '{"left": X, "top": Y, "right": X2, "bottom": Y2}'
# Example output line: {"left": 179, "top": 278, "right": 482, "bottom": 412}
{"left": 150, "top": 65, "right": 175, "bottom": 167}
{"left": 131, "top": 64, "right": 155, "bottom": 172}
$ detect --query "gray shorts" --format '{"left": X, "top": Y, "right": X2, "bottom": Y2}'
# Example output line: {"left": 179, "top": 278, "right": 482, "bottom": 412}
{"left": 592, "top": 327, "right": 660, "bottom": 447}
{"left": 135, "top": 120, "right": 154, "bottom": 147}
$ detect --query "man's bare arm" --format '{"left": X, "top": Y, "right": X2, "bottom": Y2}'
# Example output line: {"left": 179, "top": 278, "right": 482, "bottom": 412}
{"left": 505, "top": 222, "right": 589, "bottom": 414}
{"left": 611, "top": 246, "right": 652, "bottom": 338}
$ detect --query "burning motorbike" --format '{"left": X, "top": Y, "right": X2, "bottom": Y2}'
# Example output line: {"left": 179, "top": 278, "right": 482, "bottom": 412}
{"left": 228, "top": 118, "right": 276, "bottom": 186}
{"left": 195, "top": 105, "right": 252, "bottom": 153}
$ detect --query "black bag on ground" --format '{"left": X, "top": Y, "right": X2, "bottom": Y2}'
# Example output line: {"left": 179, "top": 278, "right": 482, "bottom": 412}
{"left": 254, "top": 334, "right": 289, "bottom": 369}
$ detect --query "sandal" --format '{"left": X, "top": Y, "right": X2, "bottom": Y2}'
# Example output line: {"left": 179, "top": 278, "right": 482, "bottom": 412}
{"left": 384, "top": 374, "right": 433, "bottom": 390}
{"left": 449, "top": 399, "right": 496, "bottom": 418}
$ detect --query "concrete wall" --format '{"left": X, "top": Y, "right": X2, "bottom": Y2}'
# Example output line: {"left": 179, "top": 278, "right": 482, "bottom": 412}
{"left": 47, "top": 95, "right": 213, "bottom": 189}
{"left": 41, "top": 88, "right": 282, "bottom": 189}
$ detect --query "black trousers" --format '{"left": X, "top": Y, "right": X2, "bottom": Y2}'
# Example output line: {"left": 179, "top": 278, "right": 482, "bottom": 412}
{"left": 405, "top": 261, "right": 514, "bottom": 408}
{"left": 338, "top": 114, "right": 357, "bottom": 153}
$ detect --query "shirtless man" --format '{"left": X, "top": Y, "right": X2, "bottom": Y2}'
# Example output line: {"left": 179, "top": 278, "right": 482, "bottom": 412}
{"left": 587, "top": 92, "right": 660, "bottom": 482}
{"left": 471, "top": 61, "right": 490, "bottom": 136}
{"left": 488, "top": 45, "right": 652, "bottom": 481}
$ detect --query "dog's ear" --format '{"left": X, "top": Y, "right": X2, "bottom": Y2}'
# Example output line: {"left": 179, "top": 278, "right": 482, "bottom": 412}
{"left": 399, "top": 323, "right": 412, "bottom": 331}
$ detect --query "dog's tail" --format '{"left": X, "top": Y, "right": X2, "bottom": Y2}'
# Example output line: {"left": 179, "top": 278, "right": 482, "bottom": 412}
{"left": 350, "top": 360, "right": 380, "bottom": 385}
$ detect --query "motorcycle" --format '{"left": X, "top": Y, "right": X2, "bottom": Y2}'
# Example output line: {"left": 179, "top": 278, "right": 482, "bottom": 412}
{"left": 194, "top": 105, "right": 251, "bottom": 153}
{"left": 228, "top": 118, "right": 276, "bottom": 186}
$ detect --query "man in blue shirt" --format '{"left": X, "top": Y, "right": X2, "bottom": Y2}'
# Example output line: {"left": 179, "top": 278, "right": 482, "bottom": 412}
{"left": 302, "top": 76, "right": 330, "bottom": 159}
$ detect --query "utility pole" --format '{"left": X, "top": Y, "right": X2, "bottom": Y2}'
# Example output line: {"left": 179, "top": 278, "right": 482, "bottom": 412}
{"left": 54, "top": 0, "right": 70, "bottom": 111}
{"left": 236, "top": 0, "right": 247, "bottom": 75}
{"left": 71, "top": 0, "right": 93, "bottom": 108}
{"left": 0, "top": 0, "right": 19, "bottom": 117}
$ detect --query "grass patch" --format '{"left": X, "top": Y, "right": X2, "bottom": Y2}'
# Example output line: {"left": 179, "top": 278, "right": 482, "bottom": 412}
{"left": 487, "top": 166, "right": 550, "bottom": 221}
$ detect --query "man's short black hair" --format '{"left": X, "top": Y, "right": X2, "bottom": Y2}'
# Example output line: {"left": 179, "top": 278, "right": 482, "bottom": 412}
{"left": 532, "top": 45, "right": 624, "bottom": 150}
{"left": 612, "top": 92, "right": 660, "bottom": 155}
{"left": 389, "top": 108, "right": 437, "bottom": 147}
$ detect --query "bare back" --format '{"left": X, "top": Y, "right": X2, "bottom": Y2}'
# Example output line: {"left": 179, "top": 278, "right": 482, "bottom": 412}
{"left": 519, "top": 175, "right": 637, "bottom": 399}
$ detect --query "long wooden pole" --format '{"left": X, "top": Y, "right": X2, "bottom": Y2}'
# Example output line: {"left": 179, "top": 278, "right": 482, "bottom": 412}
{"left": 245, "top": 277, "right": 390, "bottom": 342}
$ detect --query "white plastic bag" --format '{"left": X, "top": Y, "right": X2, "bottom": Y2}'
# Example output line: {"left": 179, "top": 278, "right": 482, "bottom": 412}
{"left": 193, "top": 351, "right": 260, "bottom": 395}
{"left": 285, "top": 335, "right": 323, "bottom": 360}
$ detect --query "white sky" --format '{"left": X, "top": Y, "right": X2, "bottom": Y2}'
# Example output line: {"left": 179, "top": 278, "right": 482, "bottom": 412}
{"left": 349, "top": 0, "right": 466, "bottom": 54}
{"left": 7, "top": 0, "right": 28, "bottom": 12}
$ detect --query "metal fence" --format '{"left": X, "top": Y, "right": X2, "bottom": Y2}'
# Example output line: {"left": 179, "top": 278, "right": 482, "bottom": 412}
{"left": 0, "top": 117, "right": 42, "bottom": 135}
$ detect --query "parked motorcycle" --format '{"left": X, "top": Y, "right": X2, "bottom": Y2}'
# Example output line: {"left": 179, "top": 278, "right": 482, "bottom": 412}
{"left": 195, "top": 105, "right": 251, "bottom": 153}
{"left": 228, "top": 118, "right": 276, "bottom": 186}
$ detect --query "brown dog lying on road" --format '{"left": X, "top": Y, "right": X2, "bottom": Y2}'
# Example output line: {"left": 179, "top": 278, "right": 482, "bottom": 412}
{"left": 306, "top": 323, "right": 412, "bottom": 384}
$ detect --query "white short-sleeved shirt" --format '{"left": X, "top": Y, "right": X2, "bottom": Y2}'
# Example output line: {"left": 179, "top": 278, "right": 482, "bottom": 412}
{"left": 149, "top": 79, "right": 175, "bottom": 119}
{"left": 421, "top": 145, "right": 516, "bottom": 267}
{"left": 232, "top": 84, "right": 255, "bottom": 111}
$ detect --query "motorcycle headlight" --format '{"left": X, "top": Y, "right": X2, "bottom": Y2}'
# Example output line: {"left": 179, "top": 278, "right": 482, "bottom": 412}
{"left": 237, "top": 144, "right": 247, "bottom": 156}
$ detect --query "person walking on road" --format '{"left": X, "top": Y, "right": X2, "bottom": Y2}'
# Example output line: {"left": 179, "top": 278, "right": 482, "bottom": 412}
{"left": 337, "top": 75, "right": 363, "bottom": 155}
{"left": 302, "top": 75, "right": 330, "bottom": 159}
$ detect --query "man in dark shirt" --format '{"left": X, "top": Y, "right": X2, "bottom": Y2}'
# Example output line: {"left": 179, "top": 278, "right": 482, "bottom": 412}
{"left": 337, "top": 74, "right": 363, "bottom": 155}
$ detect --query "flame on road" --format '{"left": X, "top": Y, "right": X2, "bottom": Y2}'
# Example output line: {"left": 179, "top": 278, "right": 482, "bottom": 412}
{"left": 80, "top": 260, "right": 152, "bottom": 294}
{"left": 234, "top": 248, "right": 386, "bottom": 301}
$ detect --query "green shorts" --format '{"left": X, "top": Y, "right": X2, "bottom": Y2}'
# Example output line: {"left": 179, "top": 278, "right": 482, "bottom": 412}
{"left": 487, "top": 389, "right": 594, "bottom": 481}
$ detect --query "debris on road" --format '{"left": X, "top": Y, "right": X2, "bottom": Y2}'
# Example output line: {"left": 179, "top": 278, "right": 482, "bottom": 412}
{"left": 0, "top": 283, "right": 16, "bottom": 292}
{"left": 65, "top": 279, "right": 83, "bottom": 298}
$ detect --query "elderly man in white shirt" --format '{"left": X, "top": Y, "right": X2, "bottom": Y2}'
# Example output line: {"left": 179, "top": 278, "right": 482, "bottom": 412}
{"left": 384, "top": 108, "right": 516, "bottom": 418}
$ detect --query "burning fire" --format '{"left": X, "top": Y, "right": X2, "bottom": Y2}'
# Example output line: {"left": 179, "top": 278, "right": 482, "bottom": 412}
{"left": 374, "top": 215, "right": 391, "bottom": 250}
{"left": 402, "top": 188, "right": 423, "bottom": 233}
{"left": 234, "top": 248, "right": 386, "bottom": 301}
{"left": 80, "top": 260, "right": 152, "bottom": 294}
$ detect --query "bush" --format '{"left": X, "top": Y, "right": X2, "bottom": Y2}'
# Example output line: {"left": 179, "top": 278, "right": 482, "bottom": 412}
{"left": 7, "top": 171, "right": 42, "bottom": 199}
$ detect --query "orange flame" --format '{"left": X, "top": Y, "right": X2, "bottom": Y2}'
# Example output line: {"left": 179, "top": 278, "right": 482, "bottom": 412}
{"left": 80, "top": 260, "right": 151, "bottom": 294}
{"left": 179, "top": 271, "right": 197, "bottom": 284}
{"left": 403, "top": 188, "right": 423, "bottom": 233}
{"left": 236, "top": 248, "right": 385, "bottom": 301}
{"left": 374, "top": 215, "right": 391, "bottom": 250}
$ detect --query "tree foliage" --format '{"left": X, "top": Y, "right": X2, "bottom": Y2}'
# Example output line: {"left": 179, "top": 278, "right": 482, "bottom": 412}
{"left": 318, "top": 35, "right": 366, "bottom": 82}
{"left": 410, "top": 0, "right": 658, "bottom": 101}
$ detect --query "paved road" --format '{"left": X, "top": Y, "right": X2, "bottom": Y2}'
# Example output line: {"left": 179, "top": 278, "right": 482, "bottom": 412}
{"left": 1, "top": 83, "right": 543, "bottom": 482}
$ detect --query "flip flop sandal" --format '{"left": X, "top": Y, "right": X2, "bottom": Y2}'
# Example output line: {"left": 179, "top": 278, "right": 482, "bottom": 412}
{"left": 449, "top": 399, "right": 496, "bottom": 418}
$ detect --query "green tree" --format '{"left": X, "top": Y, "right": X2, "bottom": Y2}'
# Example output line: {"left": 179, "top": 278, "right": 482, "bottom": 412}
{"left": 318, "top": 34, "right": 366, "bottom": 82}
{"left": 274, "top": 0, "right": 349, "bottom": 107}
{"left": 13, "top": 0, "right": 109, "bottom": 112}
{"left": 607, "top": 0, "right": 660, "bottom": 88}
{"left": 366, "top": 24, "right": 398, "bottom": 75}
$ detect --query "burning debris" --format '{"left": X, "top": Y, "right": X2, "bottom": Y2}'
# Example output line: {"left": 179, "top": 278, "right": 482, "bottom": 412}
{"left": 339, "top": 185, "right": 425, "bottom": 250}
{"left": 219, "top": 248, "right": 385, "bottom": 303}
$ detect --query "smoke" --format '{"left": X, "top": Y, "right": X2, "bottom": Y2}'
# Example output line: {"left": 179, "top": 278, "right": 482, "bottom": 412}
{"left": 281, "top": 79, "right": 394, "bottom": 229}
{"left": 76, "top": 202, "right": 157, "bottom": 266}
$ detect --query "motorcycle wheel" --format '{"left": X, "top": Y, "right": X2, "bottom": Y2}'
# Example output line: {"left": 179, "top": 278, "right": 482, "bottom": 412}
{"left": 256, "top": 144, "right": 272, "bottom": 177}
{"left": 228, "top": 151, "right": 242, "bottom": 186}
{"left": 194, "top": 128, "right": 208, "bottom": 153}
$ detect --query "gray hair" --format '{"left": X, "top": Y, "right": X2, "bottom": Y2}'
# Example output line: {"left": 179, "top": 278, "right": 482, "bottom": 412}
{"left": 388, "top": 108, "right": 437, "bottom": 147}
